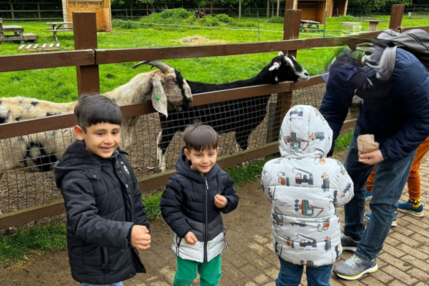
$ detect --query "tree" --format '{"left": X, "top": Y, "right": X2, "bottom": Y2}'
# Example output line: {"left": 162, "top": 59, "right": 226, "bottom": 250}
{"left": 267, "top": 0, "right": 270, "bottom": 19}
{"left": 349, "top": 0, "right": 412, "bottom": 15}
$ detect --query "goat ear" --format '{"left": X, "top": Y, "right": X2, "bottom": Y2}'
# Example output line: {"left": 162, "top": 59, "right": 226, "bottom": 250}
{"left": 278, "top": 51, "right": 284, "bottom": 56}
{"left": 151, "top": 75, "right": 168, "bottom": 118}
{"left": 269, "top": 61, "right": 281, "bottom": 71}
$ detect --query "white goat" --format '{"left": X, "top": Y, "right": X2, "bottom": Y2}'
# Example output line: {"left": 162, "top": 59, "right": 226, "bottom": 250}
{"left": 0, "top": 61, "right": 193, "bottom": 179}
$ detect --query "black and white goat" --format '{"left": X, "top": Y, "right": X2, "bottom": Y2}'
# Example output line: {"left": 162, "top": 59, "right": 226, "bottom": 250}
{"left": 153, "top": 52, "right": 309, "bottom": 171}
{"left": 0, "top": 61, "right": 192, "bottom": 179}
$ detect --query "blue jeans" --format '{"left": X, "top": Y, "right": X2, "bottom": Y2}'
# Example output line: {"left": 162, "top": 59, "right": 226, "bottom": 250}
{"left": 82, "top": 283, "right": 122, "bottom": 286}
{"left": 276, "top": 256, "right": 332, "bottom": 286}
{"left": 344, "top": 135, "right": 415, "bottom": 260}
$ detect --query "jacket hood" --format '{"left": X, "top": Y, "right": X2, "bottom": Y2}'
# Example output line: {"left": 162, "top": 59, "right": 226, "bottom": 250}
{"left": 175, "top": 147, "right": 221, "bottom": 182}
{"left": 54, "top": 140, "right": 123, "bottom": 188}
{"left": 279, "top": 105, "right": 332, "bottom": 159}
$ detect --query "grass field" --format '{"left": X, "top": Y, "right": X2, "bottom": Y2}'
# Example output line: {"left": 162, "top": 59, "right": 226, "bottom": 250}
{"left": 1, "top": 13, "right": 427, "bottom": 102}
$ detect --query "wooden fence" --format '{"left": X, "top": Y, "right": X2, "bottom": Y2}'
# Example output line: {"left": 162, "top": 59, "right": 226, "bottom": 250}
{"left": 0, "top": 1, "right": 62, "bottom": 21}
{"left": 2, "top": 1, "right": 429, "bottom": 21}
{"left": 0, "top": 4, "right": 427, "bottom": 230}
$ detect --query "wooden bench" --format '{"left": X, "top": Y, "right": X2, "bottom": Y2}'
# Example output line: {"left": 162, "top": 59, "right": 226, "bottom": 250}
{"left": 363, "top": 19, "right": 387, "bottom": 32}
{"left": 0, "top": 18, "right": 37, "bottom": 44}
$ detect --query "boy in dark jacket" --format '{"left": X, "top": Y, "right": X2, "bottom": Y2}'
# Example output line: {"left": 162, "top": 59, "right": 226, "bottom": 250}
{"left": 320, "top": 44, "right": 429, "bottom": 280}
{"left": 54, "top": 94, "right": 151, "bottom": 286}
{"left": 160, "top": 123, "right": 239, "bottom": 286}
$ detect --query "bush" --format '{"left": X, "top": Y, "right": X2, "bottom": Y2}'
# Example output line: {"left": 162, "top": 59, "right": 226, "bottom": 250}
{"left": 216, "top": 14, "right": 232, "bottom": 23}
{"left": 200, "top": 15, "right": 220, "bottom": 27}
{"left": 112, "top": 20, "right": 137, "bottom": 29}
{"left": 160, "top": 8, "right": 192, "bottom": 20}
{"left": 268, "top": 16, "right": 284, "bottom": 23}
{"left": 233, "top": 21, "right": 257, "bottom": 28}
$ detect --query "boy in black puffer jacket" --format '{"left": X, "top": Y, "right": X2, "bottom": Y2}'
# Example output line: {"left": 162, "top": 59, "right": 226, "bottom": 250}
{"left": 161, "top": 123, "right": 239, "bottom": 286}
{"left": 54, "top": 94, "right": 151, "bottom": 286}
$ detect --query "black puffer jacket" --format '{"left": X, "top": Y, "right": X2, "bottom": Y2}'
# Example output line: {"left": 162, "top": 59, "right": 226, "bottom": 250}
{"left": 54, "top": 140, "right": 149, "bottom": 285}
{"left": 160, "top": 147, "right": 239, "bottom": 263}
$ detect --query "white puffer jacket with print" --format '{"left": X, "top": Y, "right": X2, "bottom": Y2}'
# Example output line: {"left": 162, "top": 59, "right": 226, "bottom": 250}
{"left": 261, "top": 104, "right": 354, "bottom": 267}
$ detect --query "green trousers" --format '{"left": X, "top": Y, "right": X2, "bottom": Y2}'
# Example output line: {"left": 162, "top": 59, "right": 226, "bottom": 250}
{"left": 173, "top": 255, "right": 222, "bottom": 286}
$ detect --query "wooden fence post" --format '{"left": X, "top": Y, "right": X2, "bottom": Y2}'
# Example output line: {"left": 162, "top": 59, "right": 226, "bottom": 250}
{"left": 37, "top": 4, "right": 41, "bottom": 21}
{"left": 10, "top": 3, "right": 14, "bottom": 21}
{"left": 73, "top": 12, "right": 100, "bottom": 97}
{"left": 389, "top": 4, "right": 404, "bottom": 32}
{"left": 267, "top": 7, "right": 301, "bottom": 143}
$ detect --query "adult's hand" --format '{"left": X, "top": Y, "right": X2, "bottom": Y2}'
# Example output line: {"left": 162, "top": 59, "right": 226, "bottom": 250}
{"left": 359, "top": 150, "right": 384, "bottom": 165}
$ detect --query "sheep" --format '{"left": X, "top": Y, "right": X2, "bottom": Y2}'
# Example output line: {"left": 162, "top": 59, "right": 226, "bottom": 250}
{"left": 152, "top": 52, "right": 309, "bottom": 171}
{"left": 0, "top": 61, "right": 193, "bottom": 180}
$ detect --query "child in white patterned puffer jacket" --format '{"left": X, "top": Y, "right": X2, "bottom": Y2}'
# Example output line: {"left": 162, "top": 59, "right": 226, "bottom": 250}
{"left": 261, "top": 104, "right": 354, "bottom": 286}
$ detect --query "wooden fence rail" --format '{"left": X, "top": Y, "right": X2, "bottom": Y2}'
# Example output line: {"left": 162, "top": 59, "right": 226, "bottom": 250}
{"left": 0, "top": 4, "right": 425, "bottom": 230}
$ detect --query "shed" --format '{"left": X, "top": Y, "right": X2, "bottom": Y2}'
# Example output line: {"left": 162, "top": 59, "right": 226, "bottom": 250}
{"left": 292, "top": 0, "right": 349, "bottom": 24}
{"left": 62, "top": 0, "right": 112, "bottom": 32}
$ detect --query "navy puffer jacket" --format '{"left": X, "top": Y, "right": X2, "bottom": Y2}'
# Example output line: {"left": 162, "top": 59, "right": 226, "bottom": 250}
{"left": 54, "top": 140, "right": 149, "bottom": 284}
{"left": 320, "top": 48, "right": 429, "bottom": 161}
{"left": 160, "top": 147, "right": 239, "bottom": 263}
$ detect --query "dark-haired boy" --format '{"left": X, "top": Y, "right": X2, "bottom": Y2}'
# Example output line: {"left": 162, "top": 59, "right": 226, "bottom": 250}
{"left": 160, "top": 123, "right": 239, "bottom": 286}
{"left": 54, "top": 94, "right": 150, "bottom": 286}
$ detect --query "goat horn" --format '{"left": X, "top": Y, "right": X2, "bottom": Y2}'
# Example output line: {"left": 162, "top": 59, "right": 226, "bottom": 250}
{"left": 132, "top": 61, "right": 172, "bottom": 73}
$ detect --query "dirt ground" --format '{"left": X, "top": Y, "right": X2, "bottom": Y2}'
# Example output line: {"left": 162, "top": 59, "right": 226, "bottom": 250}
{"left": 0, "top": 151, "right": 349, "bottom": 286}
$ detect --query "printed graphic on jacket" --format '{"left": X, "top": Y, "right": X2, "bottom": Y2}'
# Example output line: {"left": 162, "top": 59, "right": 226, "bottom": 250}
{"left": 262, "top": 105, "right": 354, "bottom": 267}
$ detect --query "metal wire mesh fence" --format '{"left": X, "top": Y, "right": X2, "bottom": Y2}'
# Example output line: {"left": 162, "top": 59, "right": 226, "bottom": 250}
{"left": 0, "top": 82, "right": 332, "bottom": 230}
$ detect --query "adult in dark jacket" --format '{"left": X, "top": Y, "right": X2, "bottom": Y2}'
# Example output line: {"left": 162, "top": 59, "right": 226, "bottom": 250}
{"left": 319, "top": 45, "right": 429, "bottom": 280}
{"left": 54, "top": 94, "right": 150, "bottom": 285}
{"left": 160, "top": 124, "right": 239, "bottom": 285}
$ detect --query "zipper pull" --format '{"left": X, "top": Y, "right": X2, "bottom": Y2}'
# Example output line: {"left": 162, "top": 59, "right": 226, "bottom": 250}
{"left": 205, "top": 180, "right": 209, "bottom": 190}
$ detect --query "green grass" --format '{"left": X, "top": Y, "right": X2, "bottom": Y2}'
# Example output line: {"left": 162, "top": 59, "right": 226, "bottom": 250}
{"left": 0, "top": 222, "right": 67, "bottom": 268}
{"left": 1, "top": 13, "right": 426, "bottom": 102}
{"left": 334, "top": 130, "right": 354, "bottom": 152}
{"left": 142, "top": 192, "right": 163, "bottom": 221}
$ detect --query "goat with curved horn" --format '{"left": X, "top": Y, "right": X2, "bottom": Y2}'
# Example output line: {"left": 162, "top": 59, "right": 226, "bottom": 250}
{"left": 133, "top": 60, "right": 172, "bottom": 73}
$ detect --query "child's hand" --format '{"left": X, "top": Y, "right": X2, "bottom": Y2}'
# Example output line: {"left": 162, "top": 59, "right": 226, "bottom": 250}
{"left": 214, "top": 195, "right": 227, "bottom": 208}
{"left": 185, "top": 231, "right": 198, "bottom": 245}
{"left": 131, "top": 225, "right": 151, "bottom": 250}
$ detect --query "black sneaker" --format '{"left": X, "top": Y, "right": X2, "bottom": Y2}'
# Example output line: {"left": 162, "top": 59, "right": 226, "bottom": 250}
{"left": 341, "top": 232, "right": 360, "bottom": 252}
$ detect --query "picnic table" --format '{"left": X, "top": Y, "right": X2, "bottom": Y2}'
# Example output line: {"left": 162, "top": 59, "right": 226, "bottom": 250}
{"left": 300, "top": 20, "right": 322, "bottom": 33}
{"left": 363, "top": 19, "right": 387, "bottom": 32}
{"left": 46, "top": 22, "right": 73, "bottom": 42}
{"left": 0, "top": 18, "right": 37, "bottom": 44}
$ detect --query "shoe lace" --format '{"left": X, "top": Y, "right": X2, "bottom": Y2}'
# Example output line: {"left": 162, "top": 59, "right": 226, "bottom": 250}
{"left": 344, "top": 255, "right": 359, "bottom": 268}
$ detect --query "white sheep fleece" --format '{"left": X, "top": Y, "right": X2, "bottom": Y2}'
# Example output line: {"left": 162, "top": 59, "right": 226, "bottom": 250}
{"left": 261, "top": 105, "right": 354, "bottom": 267}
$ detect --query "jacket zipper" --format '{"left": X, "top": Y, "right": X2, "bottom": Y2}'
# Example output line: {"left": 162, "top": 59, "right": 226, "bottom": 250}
{"left": 220, "top": 224, "right": 229, "bottom": 249}
{"left": 115, "top": 157, "right": 134, "bottom": 221}
{"left": 204, "top": 178, "right": 209, "bottom": 262}
{"left": 101, "top": 247, "right": 108, "bottom": 274}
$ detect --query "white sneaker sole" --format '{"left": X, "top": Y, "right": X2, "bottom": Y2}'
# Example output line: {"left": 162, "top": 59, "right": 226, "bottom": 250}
{"left": 365, "top": 215, "right": 397, "bottom": 227}
{"left": 397, "top": 208, "right": 424, "bottom": 217}
{"left": 335, "top": 264, "right": 378, "bottom": 280}
{"left": 342, "top": 246, "right": 357, "bottom": 252}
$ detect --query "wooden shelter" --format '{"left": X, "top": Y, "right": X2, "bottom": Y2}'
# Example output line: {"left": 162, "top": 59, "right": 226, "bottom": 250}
{"left": 63, "top": 0, "right": 112, "bottom": 32}
{"left": 289, "top": 0, "right": 349, "bottom": 24}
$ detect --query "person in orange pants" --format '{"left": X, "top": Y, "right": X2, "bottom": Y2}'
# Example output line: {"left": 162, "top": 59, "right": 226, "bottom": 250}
{"left": 365, "top": 137, "right": 429, "bottom": 225}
